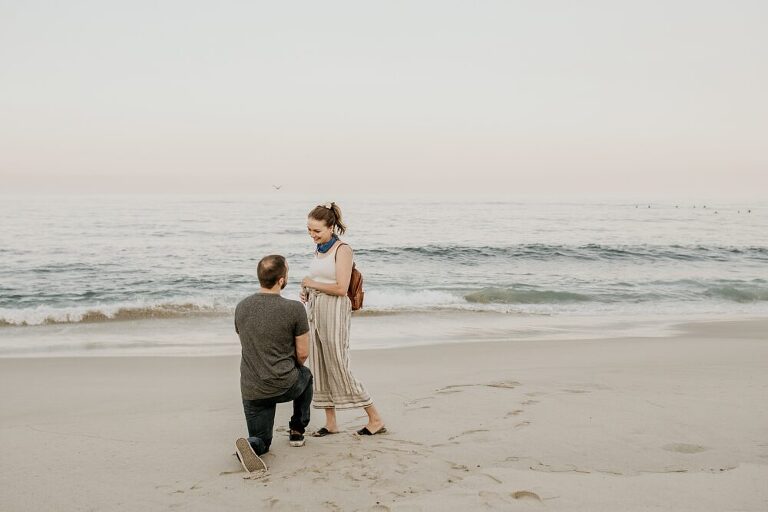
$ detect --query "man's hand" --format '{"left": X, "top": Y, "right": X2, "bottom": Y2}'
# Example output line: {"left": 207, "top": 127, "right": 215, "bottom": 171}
{"left": 299, "top": 288, "right": 308, "bottom": 304}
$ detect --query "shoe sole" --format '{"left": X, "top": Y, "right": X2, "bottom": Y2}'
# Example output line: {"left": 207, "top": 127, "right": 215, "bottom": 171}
{"left": 289, "top": 438, "right": 305, "bottom": 447}
{"left": 235, "top": 438, "right": 267, "bottom": 473}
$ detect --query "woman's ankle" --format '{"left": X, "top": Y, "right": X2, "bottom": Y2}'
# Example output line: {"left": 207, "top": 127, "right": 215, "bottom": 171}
{"left": 364, "top": 405, "right": 381, "bottom": 424}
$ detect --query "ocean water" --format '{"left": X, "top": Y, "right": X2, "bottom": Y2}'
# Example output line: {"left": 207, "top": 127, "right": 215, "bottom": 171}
{"left": 1, "top": 195, "right": 766, "bottom": 356}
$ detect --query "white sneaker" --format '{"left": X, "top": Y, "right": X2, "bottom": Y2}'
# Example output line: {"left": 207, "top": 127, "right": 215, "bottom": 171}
{"left": 289, "top": 430, "right": 305, "bottom": 447}
{"left": 235, "top": 438, "right": 267, "bottom": 473}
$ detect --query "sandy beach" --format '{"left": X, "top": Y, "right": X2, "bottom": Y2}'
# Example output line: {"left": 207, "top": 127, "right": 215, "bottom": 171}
{"left": 1, "top": 318, "right": 767, "bottom": 511}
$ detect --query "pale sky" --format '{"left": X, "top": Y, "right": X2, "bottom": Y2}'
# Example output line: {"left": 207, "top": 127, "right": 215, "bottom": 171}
{"left": 1, "top": 1, "right": 766, "bottom": 198}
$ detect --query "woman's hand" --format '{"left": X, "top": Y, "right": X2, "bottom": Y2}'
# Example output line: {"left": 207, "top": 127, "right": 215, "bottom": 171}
{"left": 301, "top": 277, "right": 314, "bottom": 290}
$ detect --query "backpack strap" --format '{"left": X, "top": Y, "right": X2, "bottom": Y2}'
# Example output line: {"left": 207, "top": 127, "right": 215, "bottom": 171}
{"left": 334, "top": 242, "right": 351, "bottom": 260}
{"left": 334, "top": 243, "right": 356, "bottom": 269}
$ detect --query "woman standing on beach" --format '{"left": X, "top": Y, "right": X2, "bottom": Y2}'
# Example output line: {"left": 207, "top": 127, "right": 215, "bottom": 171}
{"left": 300, "top": 202, "right": 386, "bottom": 436}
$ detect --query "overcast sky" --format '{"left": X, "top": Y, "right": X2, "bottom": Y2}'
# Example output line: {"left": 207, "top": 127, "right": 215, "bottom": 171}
{"left": 1, "top": 1, "right": 766, "bottom": 198}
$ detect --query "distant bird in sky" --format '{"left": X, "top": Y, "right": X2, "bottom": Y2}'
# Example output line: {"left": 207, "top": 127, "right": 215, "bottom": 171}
{"left": 272, "top": 185, "right": 282, "bottom": 191}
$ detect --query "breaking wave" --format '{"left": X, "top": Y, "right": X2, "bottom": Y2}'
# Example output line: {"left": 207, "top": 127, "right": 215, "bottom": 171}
{"left": 0, "top": 302, "right": 229, "bottom": 327}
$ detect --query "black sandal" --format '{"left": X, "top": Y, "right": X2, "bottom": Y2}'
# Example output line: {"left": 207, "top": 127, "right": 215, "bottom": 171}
{"left": 356, "top": 426, "right": 387, "bottom": 436}
{"left": 312, "top": 427, "right": 339, "bottom": 437}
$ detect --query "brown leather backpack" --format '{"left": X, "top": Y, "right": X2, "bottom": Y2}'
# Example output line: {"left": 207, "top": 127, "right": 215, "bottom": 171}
{"left": 347, "top": 263, "right": 364, "bottom": 311}
{"left": 337, "top": 243, "right": 364, "bottom": 311}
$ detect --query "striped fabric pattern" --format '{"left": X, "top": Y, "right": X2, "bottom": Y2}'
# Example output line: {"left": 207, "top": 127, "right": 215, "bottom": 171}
{"left": 307, "top": 292, "right": 372, "bottom": 410}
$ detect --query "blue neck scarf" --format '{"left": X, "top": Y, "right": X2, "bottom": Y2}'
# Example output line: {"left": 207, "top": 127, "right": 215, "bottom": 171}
{"left": 317, "top": 234, "right": 339, "bottom": 254}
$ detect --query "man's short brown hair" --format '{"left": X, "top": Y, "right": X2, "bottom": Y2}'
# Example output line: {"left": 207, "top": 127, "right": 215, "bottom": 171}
{"left": 257, "top": 255, "right": 287, "bottom": 288}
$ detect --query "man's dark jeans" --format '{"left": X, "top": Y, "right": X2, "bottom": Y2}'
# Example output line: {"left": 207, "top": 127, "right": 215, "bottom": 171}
{"left": 242, "top": 366, "right": 313, "bottom": 455}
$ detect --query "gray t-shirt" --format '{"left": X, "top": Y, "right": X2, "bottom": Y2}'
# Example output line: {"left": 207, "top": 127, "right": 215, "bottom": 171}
{"left": 235, "top": 293, "right": 309, "bottom": 400}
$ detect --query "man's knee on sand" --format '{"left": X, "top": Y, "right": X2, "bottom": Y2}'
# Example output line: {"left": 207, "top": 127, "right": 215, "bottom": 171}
{"left": 249, "top": 436, "right": 272, "bottom": 455}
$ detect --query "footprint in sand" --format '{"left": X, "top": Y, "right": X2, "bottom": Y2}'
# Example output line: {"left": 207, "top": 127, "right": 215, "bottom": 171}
{"left": 450, "top": 462, "right": 470, "bottom": 472}
{"left": 522, "top": 399, "right": 539, "bottom": 406}
{"left": 487, "top": 380, "right": 520, "bottom": 389}
{"left": 663, "top": 443, "right": 708, "bottom": 454}
{"left": 448, "top": 429, "right": 490, "bottom": 441}
{"left": 640, "top": 467, "right": 688, "bottom": 474}
{"left": 511, "top": 490, "right": 542, "bottom": 502}
{"left": 323, "top": 501, "right": 342, "bottom": 511}
{"left": 505, "top": 409, "right": 524, "bottom": 417}
{"left": 530, "top": 462, "right": 590, "bottom": 474}
{"left": 436, "top": 386, "right": 464, "bottom": 394}
{"left": 437, "top": 381, "right": 521, "bottom": 393}
{"left": 706, "top": 465, "right": 737, "bottom": 473}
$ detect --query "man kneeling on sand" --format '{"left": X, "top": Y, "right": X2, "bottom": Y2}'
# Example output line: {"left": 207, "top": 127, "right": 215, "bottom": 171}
{"left": 234, "top": 255, "right": 312, "bottom": 474}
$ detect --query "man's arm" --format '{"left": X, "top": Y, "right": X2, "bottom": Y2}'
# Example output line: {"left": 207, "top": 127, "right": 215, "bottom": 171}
{"left": 295, "top": 332, "right": 309, "bottom": 366}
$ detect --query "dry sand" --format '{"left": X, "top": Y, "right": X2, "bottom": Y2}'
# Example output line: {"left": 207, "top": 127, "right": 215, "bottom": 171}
{"left": 1, "top": 319, "right": 767, "bottom": 511}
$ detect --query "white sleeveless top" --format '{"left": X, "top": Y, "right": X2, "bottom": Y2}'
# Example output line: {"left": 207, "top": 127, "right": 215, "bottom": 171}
{"left": 308, "top": 243, "right": 343, "bottom": 284}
